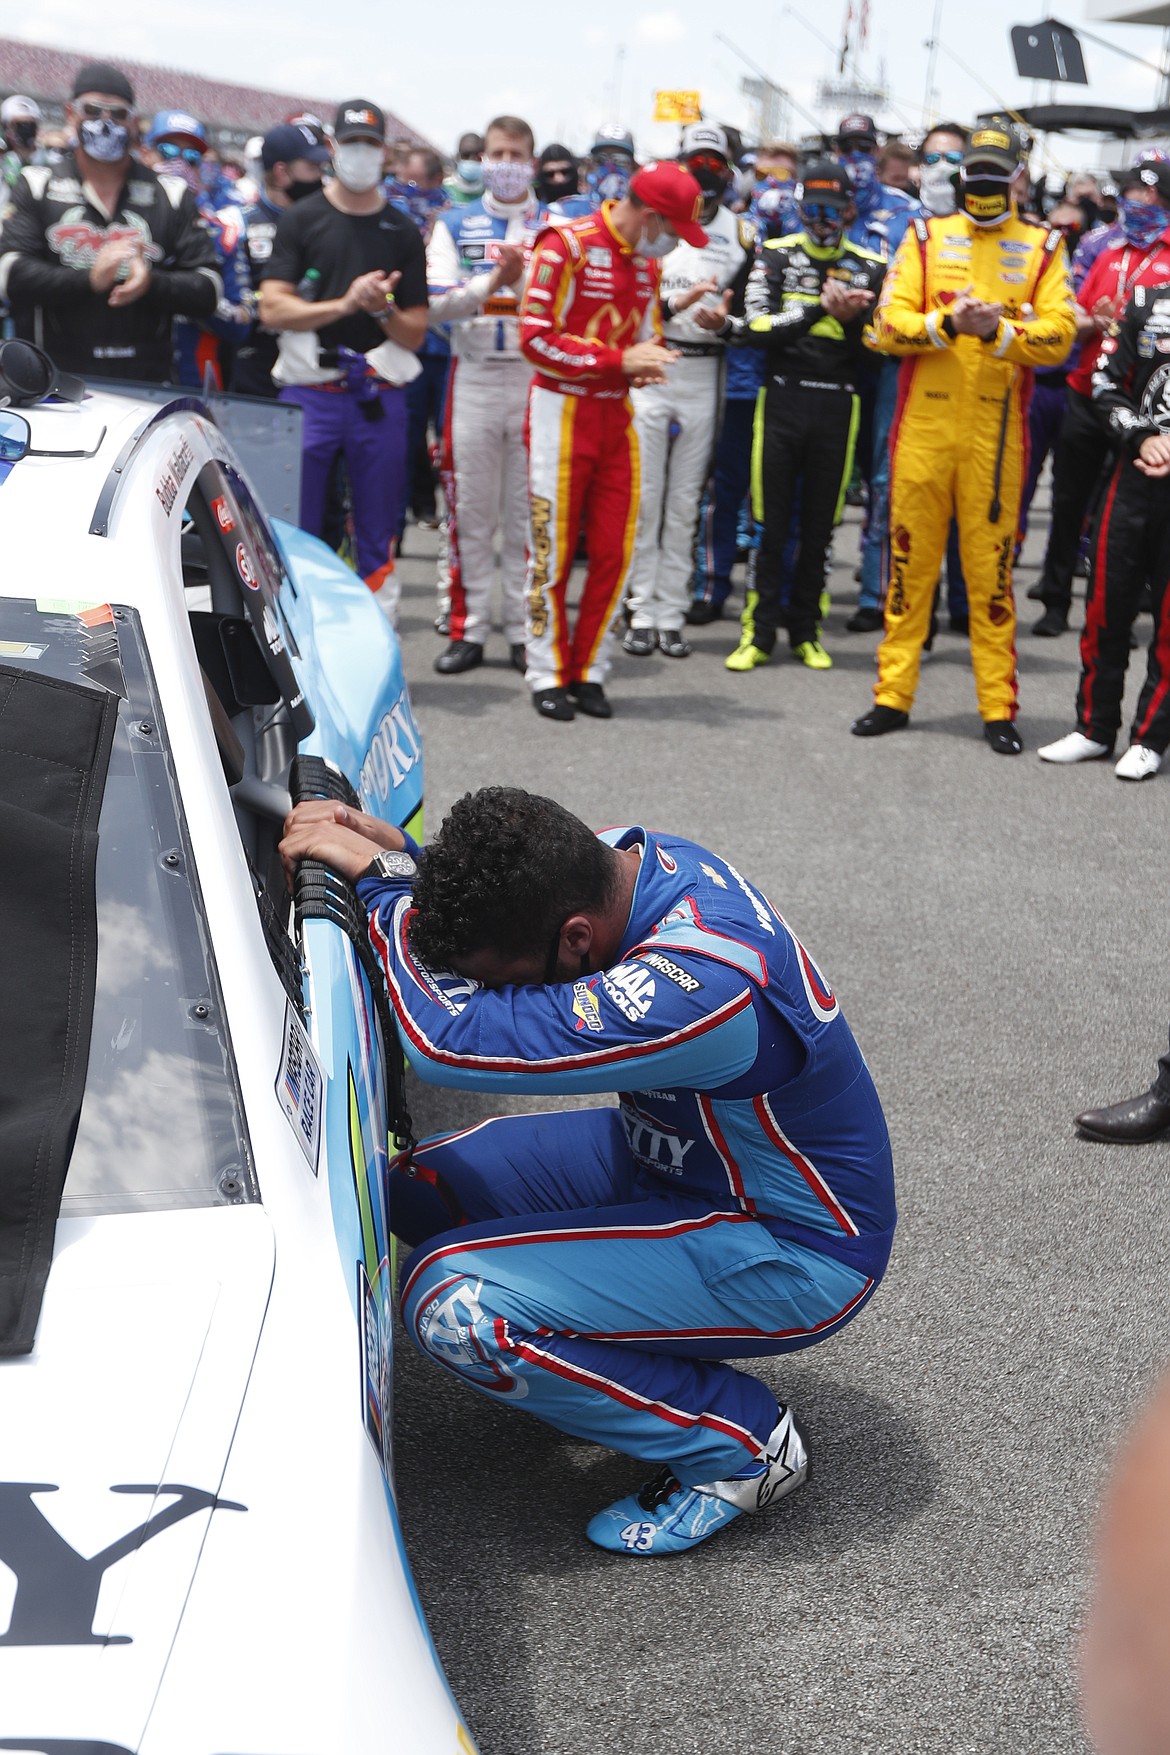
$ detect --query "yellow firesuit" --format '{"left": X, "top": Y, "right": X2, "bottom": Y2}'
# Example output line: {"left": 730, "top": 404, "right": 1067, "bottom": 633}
{"left": 867, "top": 210, "right": 1076, "bottom": 721}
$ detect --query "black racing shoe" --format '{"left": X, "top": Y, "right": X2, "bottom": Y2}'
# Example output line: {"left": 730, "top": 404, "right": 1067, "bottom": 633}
{"left": 623, "top": 626, "right": 657, "bottom": 657}
{"left": 984, "top": 719, "right": 1023, "bottom": 755}
{"left": 1025, "top": 579, "right": 1045, "bottom": 601}
{"left": 1075, "top": 1090, "right": 1170, "bottom": 1143}
{"left": 570, "top": 682, "right": 613, "bottom": 719}
{"left": 434, "top": 639, "right": 484, "bottom": 675}
{"left": 1032, "top": 608, "right": 1068, "bottom": 637}
{"left": 686, "top": 600, "right": 724, "bottom": 625}
{"left": 510, "top": 643, "right": 527, "bottom": 673}
{"left": 851, "top": 706, "right": 909, "bottom": 737}
{"left": 533, "top": 687, "right": 574, "bottom": 722}
{"left": 845, "top": 606, "right": 884, "bottom": 634}
{"left": 658, "top": 629, "right": 692, "bottom": 658}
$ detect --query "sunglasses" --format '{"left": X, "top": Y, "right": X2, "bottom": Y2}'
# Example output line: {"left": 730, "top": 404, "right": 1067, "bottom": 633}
{"left": 686, "top": 153, "right": 728, "bottom": 176}
{"left": 923, "top": 150, "right": 964, "bottom": 167}
{"left": 157, "top": 141, "right": 204, "bottom": 165}
{"left": 80, "top": 101, "right": 131, "bottom": 123}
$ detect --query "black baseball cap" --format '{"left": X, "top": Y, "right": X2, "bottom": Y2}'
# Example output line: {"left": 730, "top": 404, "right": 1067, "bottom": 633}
{"left": 72, "top": 61, "right": 134, "bottom": 105}
{"left": 1118, "top": 160, "right": 1170, "bottom": 204}
{"left": 262, "top": 123, "right": 332, "bottom": 170}
{"left": 837, "top": 113, "right": 878, "bottom": 147}
{"left": 797, "top": 159, "right": 851, "bottom": 207}
{"left": 334, "top": 100, "right": 386, "bottom": 144}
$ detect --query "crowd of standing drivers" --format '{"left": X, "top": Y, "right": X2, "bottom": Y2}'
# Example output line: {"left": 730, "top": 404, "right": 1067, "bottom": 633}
{"left": 3, "top": 64, "right": 1170, "bottom": 773}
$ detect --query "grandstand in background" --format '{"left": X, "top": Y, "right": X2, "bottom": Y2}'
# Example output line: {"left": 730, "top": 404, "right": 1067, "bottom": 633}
{"left": 0, "top": 37, "right": 428, "bottom": 150}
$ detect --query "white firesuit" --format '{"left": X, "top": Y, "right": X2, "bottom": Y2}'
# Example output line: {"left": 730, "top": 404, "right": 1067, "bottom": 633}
{"left": 626, "top": 205, "right": 756, "bottom": 632}
{"left": 426, "top": 194, "right": 543, "bottom": 649}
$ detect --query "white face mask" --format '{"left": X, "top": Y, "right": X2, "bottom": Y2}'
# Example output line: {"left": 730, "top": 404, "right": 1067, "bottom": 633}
{"left": 333, "top": 141, "right": 384, "bottom": 193}
{"left": 482, "top": 159, "right": 532, "bottom": 204}
{"left": 919, "top": 160, "right": 958, "bottom": 216}
{"left": 636, "top": 227, "right": 676, "bottom": 259}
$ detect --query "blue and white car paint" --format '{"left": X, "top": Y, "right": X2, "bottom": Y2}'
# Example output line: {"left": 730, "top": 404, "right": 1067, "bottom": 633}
{"left": 0, "top": 388, "right": 473, "bottom": 1754}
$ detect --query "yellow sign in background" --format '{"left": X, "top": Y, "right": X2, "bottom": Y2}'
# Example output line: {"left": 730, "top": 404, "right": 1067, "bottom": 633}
{"left": 653, "top": 90, "right": 702, "bottom": 124}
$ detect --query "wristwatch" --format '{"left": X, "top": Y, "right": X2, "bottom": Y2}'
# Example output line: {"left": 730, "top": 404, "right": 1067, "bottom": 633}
{"left": 363, "top": 849, "right": 417, "bottom": 882}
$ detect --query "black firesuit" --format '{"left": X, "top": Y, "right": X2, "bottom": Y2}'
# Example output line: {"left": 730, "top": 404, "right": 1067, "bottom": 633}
{"left": 0, "top": 153, "right": 221, "bottom": 382}
{"left": 727, "top": 231, "right": 885, "bottom": 651}
{"left": 1080, "top": 281, "right": 1170, "bottom": 755}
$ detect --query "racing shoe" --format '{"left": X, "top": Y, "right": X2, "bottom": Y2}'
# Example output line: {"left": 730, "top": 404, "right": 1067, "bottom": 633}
{"left": 726, "top": 634, "right": 770, "bottom": 672}
{"left": 586, "top": 1408, "right": 808, "bottom": 1556}
{"left": 851, "top": 705, "right": 909, "bottom": 737}
{"left": 533, "top": 687, "right": 574, "bottom": 722}
{"left": 984, "top": 719, "right": 1023, "bottom": 755}
{"left": 1038, "top": 731, "right": 1112, "bottom": 764}
{"left": 1032, "top": 607, "right": 1068, "bottom": 637}
{"left": 623, "top": 626, "right": 657, "bottom": 657}
{"left": 846, "top": 606, "right": 884, "bottom": 634}
{"left": 658, "top": 629, "right": 692, "bottom": 658}
{"left": 1115, "top": 743, "right": 1162, "bottom": 781}
{"left": 793, "top": 639, "right": 832, "bottom": 670}
{"left": 434, "top": 639, "right": 483, "bottom": 674}
{"left": 686, "top": 600, "right": 724, "bottom": 625}
{"left": 570, "top": 681, "right": 613, "bottom": 719}
{"left": 510, "top": 643, "right": 527, "bottom": 673}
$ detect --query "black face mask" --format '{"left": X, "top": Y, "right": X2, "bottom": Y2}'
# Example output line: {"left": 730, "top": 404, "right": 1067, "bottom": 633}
{"left": 9, "top": 122, "right": 37, "bottom": 151}
{"left": 286, "top": 176, "right": 322, "bottom": 203}
{"left": 535, "top": 168, "right": 576, "bottom": 206}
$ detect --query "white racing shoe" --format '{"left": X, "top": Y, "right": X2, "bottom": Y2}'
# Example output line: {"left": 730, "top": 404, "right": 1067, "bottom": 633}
{"left": 1115, "top": 744, "right": 1162, "bottom": 781}
{"left": 1037, "top": 731, "right": 1112, "bottom": 764}
{"left": 585, "top": 1406, "right": 808, "bottom": 1556}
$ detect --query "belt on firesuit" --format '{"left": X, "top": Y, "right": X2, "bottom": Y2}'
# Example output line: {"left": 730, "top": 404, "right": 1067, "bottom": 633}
{"left": 670, "top": 340, "right": 725, "bottom": 358}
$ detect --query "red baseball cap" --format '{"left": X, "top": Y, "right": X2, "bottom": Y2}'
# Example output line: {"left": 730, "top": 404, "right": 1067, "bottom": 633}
{"left": 630, "top": 161, "right": 708, "bottom": 246}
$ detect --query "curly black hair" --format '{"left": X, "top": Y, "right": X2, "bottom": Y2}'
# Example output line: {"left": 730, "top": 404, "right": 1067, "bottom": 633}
{"left": 408, "top": 787, "right": 621, "bottom": 968}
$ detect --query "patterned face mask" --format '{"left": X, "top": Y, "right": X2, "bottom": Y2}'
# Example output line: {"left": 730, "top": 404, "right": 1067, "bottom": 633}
{"left": 481, "top": 159, "right": 533, "bottom": 204}
{"left": 1119, "top": 197, "right": 1169, "bottom": 249}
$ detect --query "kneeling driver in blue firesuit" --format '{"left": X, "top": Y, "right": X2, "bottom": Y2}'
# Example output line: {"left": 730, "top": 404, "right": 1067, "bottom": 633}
{"left": 280, "top": 788, "right": 896, "bottom": 1555}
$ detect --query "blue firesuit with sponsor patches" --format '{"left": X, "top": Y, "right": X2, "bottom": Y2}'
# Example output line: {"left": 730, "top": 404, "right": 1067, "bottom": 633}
{"left": 358, "top": 827, "right": 895, "bottom": 1486}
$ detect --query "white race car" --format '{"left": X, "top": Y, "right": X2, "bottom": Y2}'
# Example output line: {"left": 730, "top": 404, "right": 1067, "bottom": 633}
{"left": 0, "top": 376, "right": 476, "bottom": 1754}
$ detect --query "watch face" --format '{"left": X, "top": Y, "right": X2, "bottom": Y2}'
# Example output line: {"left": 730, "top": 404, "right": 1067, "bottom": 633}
{"left": 377, "top": 850, "right": 417, "bottom": 880}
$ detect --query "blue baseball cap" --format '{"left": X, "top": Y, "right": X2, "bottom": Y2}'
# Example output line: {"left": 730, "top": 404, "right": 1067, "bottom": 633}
{"left": 147, "top": 110, "right": 207, "bottom": 150}
{"left": 261, "top": 122, "right": 332, "bottom": 170}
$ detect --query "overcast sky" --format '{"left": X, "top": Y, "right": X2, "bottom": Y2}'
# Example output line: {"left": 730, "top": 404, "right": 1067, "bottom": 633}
{"left": 13, "top": 0, "right": 1170, "bottom": 173}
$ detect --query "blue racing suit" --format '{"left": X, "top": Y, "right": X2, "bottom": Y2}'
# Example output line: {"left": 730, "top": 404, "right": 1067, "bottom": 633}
{"left": 172, "top": 196, "right": 253, "bottom": 389}
{"left": 360, "top": 825, "right": 895, "bottom": 1485}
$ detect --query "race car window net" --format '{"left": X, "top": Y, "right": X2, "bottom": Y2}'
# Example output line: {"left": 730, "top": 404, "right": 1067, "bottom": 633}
{"left": 0, "top": 655, "right": 114, "bottom": 1354}
{"left": 0, "top": 598, "right": 257, "bottom": 1223}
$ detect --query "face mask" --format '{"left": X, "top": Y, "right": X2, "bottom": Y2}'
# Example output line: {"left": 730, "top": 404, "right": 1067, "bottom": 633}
{"left": 9, "top": 122, "right": 37, "bottom": 152}
{"left": 482, "top": 159, "right": 532, "bottom": 204}
{"left": 919, "top": 160, "right": 959, "bottom": 216}
{"left": 960, "top": 170, "right": 1014, "bottom": 227}
{"left": 801, "top": 205, "right": 845, "bottom": 249}
{"left": 333, "top": 141, "right": 384, "bottom": 193}
{"left": 1119, "top": 197, "right": 1168, "bottom": 249}
{"left": 79, "top": 117, "right": 129, "bottom": 163}
{"left": 636, "top": 227, "right": 676, "bottom": 258}
{"left": 457, "top": 157, "right": 484, "bottom": 190}
{"left": 589, "top": 162, "right": 631, "bottom": 203}
{"left": 162, "top": 156, "right": 202, "bottom": 195}
{"left": 842, "top": 150, "right": 877, "bottom": 204}
{"left": 536, "top": 169, "right": 576, "bottom": 205}
{"left": 286, "top": 176, "right": 322, "bottom": 203}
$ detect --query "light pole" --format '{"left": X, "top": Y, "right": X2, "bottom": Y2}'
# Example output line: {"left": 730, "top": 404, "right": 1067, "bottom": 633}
{"left": 923, "top": 0, "right": 945, "bottom": 127}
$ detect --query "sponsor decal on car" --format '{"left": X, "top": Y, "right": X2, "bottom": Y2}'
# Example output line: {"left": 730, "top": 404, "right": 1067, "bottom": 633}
{"left": 235, "top": 542, "right": 258, "bottom": 589}
{"left": 275, "top": 1001, "right": 323, "bottom": 1173}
